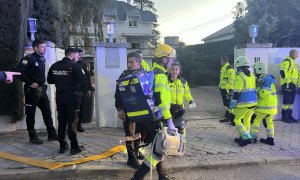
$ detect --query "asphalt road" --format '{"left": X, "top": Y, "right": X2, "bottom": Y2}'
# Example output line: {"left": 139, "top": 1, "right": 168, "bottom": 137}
{"left": 84, "top": 162, "right": 300, "bottom": 180}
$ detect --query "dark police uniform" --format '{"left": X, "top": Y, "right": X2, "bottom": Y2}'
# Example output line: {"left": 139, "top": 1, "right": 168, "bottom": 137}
{"left": 77, "top": 60, "right": 92, "bottom": 127}
{"left": 17, "top": 52, "right": 57, "bottom": 141}
{"left": 47, "top": 57, "right": 87, "bottom": 150}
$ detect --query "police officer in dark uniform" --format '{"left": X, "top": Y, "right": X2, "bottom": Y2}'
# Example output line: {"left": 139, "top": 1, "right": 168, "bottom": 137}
{"left": 47, "top": 48, "right": 87, "bottom": 155}
{"left": 17, "top": 39, "right": 58, "bottom": 145}
{"left": 75, "top": 48, "right": 93, "bottom": 132}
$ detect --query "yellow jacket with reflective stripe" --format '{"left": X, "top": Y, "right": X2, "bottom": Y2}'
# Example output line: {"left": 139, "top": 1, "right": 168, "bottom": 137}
{"left": 152, "top": 62, "right": 172, "bottom": 120}
{"left": 255, "top": 74, "right": 278, "bottom": 115}
{"left": 280, "top": 56, "right": 299, "bottom": 85}
{"left": 233, "top": 72, "right": 257, "bottom": 108}
{"left": 298, "top": 67, "right": 300, "bottom": 87}
{"left": 141, "top": 59, "right": 151, "bottom": 72}
{"left": 219, "top": 63, "right": 235, "bottom": 90}
{"left": 169, "top": 77, "right": 193, "bottom": 106}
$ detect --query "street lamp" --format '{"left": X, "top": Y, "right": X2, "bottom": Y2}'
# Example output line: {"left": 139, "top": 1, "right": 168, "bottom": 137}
{"left": 249, "top": 24, "right": 259, "bottom": 44}
{"left": 104, "top": 20, "right": 116, "bottom": 43}
{"left": 28, "top": 17, "right": 37, "bottom": 42}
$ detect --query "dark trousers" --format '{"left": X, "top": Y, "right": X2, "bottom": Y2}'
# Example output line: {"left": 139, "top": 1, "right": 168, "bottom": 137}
{"left": 57, "top": 100, "right": 79, "bottom": 149}
{"left": 220, "top": 88, "right": 231, "bottom": 108}
{"left": 123, "top": 120, "right": 142, "bottom": 158}
{"left": 24, "top": 85, "right": 56, "bottom": 139}
{"left": 282, "top": 83, "right": 296, "bottom": 110}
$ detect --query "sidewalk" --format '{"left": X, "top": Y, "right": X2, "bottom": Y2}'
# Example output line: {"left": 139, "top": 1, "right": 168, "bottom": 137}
{"left": 0, "top": 86, "right": 299, "bottom": 180}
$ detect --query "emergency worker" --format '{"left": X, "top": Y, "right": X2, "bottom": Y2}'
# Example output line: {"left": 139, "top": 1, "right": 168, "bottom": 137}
{"left": 17, "top": 39, "right": 58, "bottom": 144}
{"left": 280, "top": 49, "right": 299, "bottom": 123}
{"left": 168, "top": 62, "right": 195, "bottom": 134}
{"left": 219, "top": 56, "right": 235, "bottom": 123}
{"left": 251, "top": 62, "right": 277, "bottom": 145}
{"left": 131, "top": 44, "right": 176, "bottom": 180}
{"left": 229, "top": 56, "right": 257, "bottom": 147}
{"left": 115, "top": 52, "right": 145, "bottom": 169}
{"left": 47, "top": 48, "right": 87, "bottom": 155}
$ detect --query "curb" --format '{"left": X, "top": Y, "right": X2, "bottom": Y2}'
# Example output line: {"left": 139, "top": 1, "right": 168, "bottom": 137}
{"left": 1, "top": 157, "right": 299, "bottom": 179}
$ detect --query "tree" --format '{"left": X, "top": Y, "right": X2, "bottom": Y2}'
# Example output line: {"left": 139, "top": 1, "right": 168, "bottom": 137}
{"left": 233, "top": 0, "right": 300, "bottom": 47}
{"left": 132, "top": 0, "right": 156, "bottom": 12}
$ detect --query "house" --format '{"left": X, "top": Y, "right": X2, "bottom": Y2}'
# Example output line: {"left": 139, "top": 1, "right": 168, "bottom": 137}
{"left": 69, "top": 0, "right": 157, "bottom": 72}
{"left": 202, "top": 23, "right": 235, "bottom": 43}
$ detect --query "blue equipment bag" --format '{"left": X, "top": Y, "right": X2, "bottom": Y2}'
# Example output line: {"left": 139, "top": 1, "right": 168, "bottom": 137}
{"left": 116, "top": 70, "right": 162, "bottom": 122}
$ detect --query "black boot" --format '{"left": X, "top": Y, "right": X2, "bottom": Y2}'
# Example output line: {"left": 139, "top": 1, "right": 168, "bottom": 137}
{"left": 238, "top": 139, "right": 253, "bottom": 147}
{"left": 70, "top": 145, "right": 85, "bottom": 155}
{"left": 59, "top": 143, "right": 69, "bottom": 154}
{"left": 287, "top": 109, "right": 297, "bottom": 123}
{"left": 29, "top": 136, "right": 43, "bottom": 145}
{"left": 234, "top": 137, "right": 242, "bottom": 144}
{"left": 77, "top": 124, "right": 85, "bottom": 132}
{"left": 156, "top": 162, "right": 175, "bottom": 180}
{"left": 260, "top": 137, "right": 275, "bottom": 146}
{"left": 131, "top": 162, "right": 150, "bottom": 180}
{"left": 281, "top": 110, "right": 293, "bottom": 123}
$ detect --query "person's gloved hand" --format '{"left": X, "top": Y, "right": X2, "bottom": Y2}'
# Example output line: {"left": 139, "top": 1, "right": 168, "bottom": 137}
{"left": 167, "top": 118, "right": 176, "bottom": 130}
{"left": 189, "top": 100, "right": 197, "bottom": 108}
{"left": 229, "top": 99, "right": 237, "bottom": 110}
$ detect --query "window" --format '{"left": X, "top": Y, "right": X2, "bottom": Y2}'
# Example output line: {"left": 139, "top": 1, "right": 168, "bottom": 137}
{"left": 132, "top": 43, "right": 140, "bottom": 49}
{"left": 129, "top": 20, "right": 137, "bottom": 27}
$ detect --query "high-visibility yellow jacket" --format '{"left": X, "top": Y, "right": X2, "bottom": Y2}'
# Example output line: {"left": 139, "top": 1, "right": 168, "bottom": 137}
{"left": 141, "top": 59, "right": 151, "bottom": 72}
{"left": 255, "top": 74, "right": 278, "bottom": 115}
{"left": 280, "top": 56, "right": 299, "bottom": 85}
{"left": 219, "top": 63, "right": 235, "bottom": 90}
{"left": 152, "top": 62, "right": 172, "bottom": 120}
{"left": 233, "top": 72, "right": 257, "bottom": 108}
{"left": 169, "top": 77, "right": 193, "bottom": 106}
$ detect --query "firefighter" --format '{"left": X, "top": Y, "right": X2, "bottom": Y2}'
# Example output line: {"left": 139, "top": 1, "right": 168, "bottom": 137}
{"left": 219, "top": 56, "right": 235, "bottom": 123}
{"left": 131, "top": 44, "right": 176, "bottom": 180}
{"left": 169, "top": 61, "right": 195, "bottom": 134}
{"left": 115, "top": 52, "right": 145, "bottom": 169}
{"left": 229, "top": 56, "right": 257, "bottom": 147}
{"left": 280, "top": 49, "right": 299, "bottom": 123}
{"left": 251, "top": 62, "right": 277, "bottom": 145}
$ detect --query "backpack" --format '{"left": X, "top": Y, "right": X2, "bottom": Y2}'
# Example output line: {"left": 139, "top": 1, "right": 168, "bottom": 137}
{"left": 116, "top": 70, "right": 162, "bottom": 122}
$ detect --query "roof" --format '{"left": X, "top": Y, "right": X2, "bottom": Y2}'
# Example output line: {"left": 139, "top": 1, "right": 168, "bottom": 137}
{"left": 202, "top": 23, "right": 235, "bottom": 41}
{"left": 103, "top": 1, "right": 157, "bottom": 23}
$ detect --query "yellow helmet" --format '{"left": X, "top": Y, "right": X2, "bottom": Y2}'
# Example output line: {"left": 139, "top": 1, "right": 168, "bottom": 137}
{"left": 235, "top": 56, "right": 249, "bottom": 68}
{"left": 153, "top": 44, "right": 176, "bottom": 58}
{"left": 252, "top": 62, "right": 266, "bottom": 74}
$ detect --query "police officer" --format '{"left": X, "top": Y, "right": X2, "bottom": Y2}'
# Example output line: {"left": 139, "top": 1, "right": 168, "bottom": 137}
{"left": 115, "top": 52, "right": 145, "bottom": 169}
{"left": 47, "top": 48, "right": 87, "bottom": 155}
{"left": 75, "top": 48, "right": 93, "bottom": 132}
{"left": 219, "top": 56, "right": 235, "bottom": 123}
{"left": 280, "top": 49, "right": 299, "bottom": 123}
{"left": 131, "top": 44, "right": 176, "bottom": 180}
{"left": 17, "top": 39, "right": 58, "bottom": 145}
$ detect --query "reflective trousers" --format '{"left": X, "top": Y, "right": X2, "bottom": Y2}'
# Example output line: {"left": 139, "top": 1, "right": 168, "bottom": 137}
{"left": 251, "top": 112, "right": 274, "bottom": 138}
{"left": 233, "top": 108, "right": 254, "bottom": 140}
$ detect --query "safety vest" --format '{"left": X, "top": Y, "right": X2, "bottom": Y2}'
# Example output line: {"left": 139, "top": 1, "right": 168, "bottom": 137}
{"left": 233, "top": 72, "right": 257, "bottom": 108}
{"left": 219, "top": 63, "right": 235, "bottom": 90}
{"left": 169, "top": 77, "right": 193, "bottom": 106}
{"left": 152, "top": 62, "right": 172, "bottom": 120}
{"left": 255, "top": 74, "right": 278, "bottom": 115}
{"left": 141, "top": 59, "right": 151, "bottom": 72}
{"left": 280, "top": 56, "right": 299, "bottom": 85}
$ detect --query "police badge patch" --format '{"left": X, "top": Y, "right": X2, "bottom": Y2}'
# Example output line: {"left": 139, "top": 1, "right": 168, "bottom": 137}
{"left": 22, "top": 60, "right": 28, "bottom": 65}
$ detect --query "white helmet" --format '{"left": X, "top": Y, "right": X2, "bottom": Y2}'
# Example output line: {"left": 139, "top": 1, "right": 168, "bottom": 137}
{"left": 234, "top": 56, "right": 249, "bottom": 68}
{"left": 252, "top": 62, "right": 266, "bottom": 74}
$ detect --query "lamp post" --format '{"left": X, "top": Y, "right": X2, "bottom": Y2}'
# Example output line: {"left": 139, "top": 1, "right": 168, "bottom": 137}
{"left": 249, "top": 24, "right": 259, "bottom": 44}
{"left": 27, "top": 17, "right": 37, "bottom": 48}
{"left": 105, "top": 20, "right": 116, "bottom": 43}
